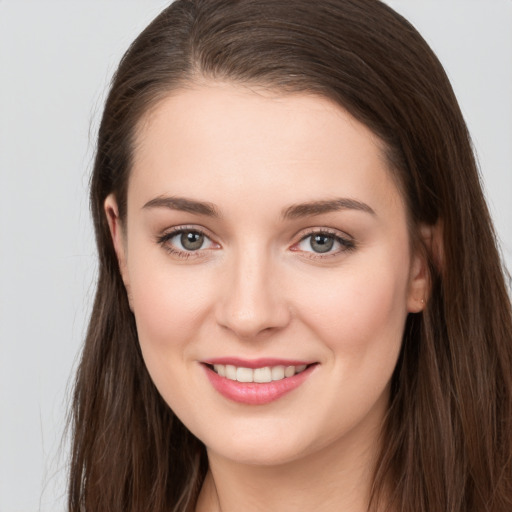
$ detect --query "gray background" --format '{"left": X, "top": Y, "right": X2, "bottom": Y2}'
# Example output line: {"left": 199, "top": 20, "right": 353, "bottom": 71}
{"left": 0, "top": 1, "right": 511, "bottom": 511}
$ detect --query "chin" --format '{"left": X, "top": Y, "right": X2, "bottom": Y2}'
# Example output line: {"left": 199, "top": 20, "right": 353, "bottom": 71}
{"left": 199, "top": 421, "right": 327, "bottom": 468}
{"left": 209, "top": 442, "right": 307, "bottom": 467}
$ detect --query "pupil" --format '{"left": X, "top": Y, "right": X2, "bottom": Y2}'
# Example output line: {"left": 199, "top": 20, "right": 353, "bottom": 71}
{"left": 311, "top": 234, "right": 334, "bottom": 253}
{"left": 181, "top": 231, "right": 204, "bottom": 251}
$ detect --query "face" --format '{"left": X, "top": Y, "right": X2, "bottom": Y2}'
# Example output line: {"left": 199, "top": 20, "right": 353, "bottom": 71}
{"left": 106, "top": 82, "right": 428, "bottom": 466}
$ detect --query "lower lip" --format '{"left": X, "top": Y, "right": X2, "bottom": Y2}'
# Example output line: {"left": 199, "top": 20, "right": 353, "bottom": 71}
{"left": 203, "top": 364, "right": 316, "bottom": 405}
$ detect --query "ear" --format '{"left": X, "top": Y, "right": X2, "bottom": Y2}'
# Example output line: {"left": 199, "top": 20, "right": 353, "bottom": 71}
{"left": 104, "top": 194, "right": 130, "bottom": 292}
{"left": 407, "top": 223, "right": 443, "bottom": 313}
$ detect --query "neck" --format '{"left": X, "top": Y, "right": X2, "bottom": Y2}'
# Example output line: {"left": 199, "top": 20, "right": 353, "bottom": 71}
{"left": 195, "top": 421, "right": 386, "bottom": 512}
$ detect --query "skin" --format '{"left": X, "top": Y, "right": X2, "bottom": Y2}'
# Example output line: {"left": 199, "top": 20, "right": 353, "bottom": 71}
{"left": 105, "top": 82, "right": 429, "bottom": 512}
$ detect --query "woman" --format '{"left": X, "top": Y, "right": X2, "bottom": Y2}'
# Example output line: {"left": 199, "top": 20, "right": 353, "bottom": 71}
{"left": 68, "top": 1, "right": 512, "bottom": 511}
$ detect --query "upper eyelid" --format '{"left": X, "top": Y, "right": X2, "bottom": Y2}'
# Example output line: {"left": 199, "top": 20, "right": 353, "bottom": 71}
{"left": 294, "top": 226, "right": 354, "bottom": 242}
{"left": 158, "top": 224, "right": 215, "bottom": 240}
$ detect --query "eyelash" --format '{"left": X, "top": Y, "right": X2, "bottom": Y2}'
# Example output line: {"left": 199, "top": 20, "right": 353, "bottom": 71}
{"left": 291, "top": 229, "right": 356, "bottom": 259}
{"left": 156, "top": 226, "right": 217, "bottom": 259}
{"left": 156, "top": 226, "right": 355, "bottom": 259}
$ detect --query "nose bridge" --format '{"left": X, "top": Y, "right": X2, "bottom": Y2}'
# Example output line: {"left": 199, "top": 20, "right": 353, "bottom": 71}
{"left": 216, "top": 242, "right": 290, "bottom": 338}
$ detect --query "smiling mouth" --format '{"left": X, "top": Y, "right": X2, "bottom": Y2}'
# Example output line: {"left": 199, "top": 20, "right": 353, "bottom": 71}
{"left": 206, "top": 363, "right": 311, "bottom": 383}
{"left": 202, "top": 361, "right": 317, "bottom": 405}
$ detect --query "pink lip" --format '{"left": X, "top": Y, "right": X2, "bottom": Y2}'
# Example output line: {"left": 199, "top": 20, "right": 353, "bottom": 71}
{"left": 202, "top": 362, "right": 317, "bottom": 405}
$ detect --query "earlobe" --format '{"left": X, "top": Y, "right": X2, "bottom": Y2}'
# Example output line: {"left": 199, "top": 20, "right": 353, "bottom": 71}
{"left": 104, "top": 194, "right": 130, "bottom": 291}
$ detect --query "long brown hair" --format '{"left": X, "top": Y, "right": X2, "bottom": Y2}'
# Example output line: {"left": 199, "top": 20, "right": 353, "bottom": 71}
{"left": 68, "top": 1, "right": 512, "bottom": 510}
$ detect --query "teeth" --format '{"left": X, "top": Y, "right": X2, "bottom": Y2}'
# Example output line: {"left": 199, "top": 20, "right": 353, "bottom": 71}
{"left": 211, "top": 364, "right": 308, "bottom": 383}
{"left": 236, "top": 367, "right": 253, "bottom": 383}
{"left": 225, "top": 365, "right": 237, "bottom": 380}
{"left": 284, "top": 366, "right": 295, "bottom": 378}
{"left": 271, "top": 365, "right": 285, "bottom": 380}
{"left": 254, "top": 367, "right": 272, "bottom": 383}
{"left": 214, "top": 364, "right": 226, "bottom": 377}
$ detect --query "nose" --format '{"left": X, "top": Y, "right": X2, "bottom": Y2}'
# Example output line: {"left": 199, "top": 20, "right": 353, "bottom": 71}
{"left": 215, "top": 247, "right": 291, "bottom": 339}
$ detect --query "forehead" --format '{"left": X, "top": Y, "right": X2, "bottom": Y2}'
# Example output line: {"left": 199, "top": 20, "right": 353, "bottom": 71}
{"left": 129, "top": 82, "right": 404, "bottom": 217}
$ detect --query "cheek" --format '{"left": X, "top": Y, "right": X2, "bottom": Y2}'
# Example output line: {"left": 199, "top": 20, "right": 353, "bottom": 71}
{"left": 285, "top": 255, "right": 410, "bottom": 436}
{"left": 127, "top": 263, "right": 218, "bottom": 424}
{"left": 126, "top": 251, "right": 214, "bottom": 376}
{"left": 347, "top": 268, "right": 408, "bottom": 339}
{"left": 294, "top": 253, "right": 410, "bottom": 360}
{"left": 132, "top": 275, "right": 189, "bottom": 345}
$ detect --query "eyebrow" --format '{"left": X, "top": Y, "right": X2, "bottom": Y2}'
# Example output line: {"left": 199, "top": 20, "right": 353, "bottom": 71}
{"left": 282, "top": 198, "right": 375, "bottom": 219}
{"left": 142, "top": 196, "right": 220, "bottom": 217}
{"left": 142, "top": 195, "right": 375, "bottom": 219}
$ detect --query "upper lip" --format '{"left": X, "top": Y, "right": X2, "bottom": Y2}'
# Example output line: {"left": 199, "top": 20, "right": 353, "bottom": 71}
{"left": 202, "top": 357, "right": 315, "bottom": 369}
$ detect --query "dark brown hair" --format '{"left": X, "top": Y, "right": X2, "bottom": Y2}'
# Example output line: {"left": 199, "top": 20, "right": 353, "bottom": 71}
{"left": 69, "top": 1, "right": 512, "bottom": 511}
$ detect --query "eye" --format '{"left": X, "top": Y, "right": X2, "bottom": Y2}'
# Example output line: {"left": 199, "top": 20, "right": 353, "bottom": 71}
{"left": 157, "top": 227, "right": 219, "bottom": 256}
{"left": 176, "top": 230, "right": 207, "bottom": 251}
{"left": 294, "top": 230, "right": 355, "bottom": 256}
